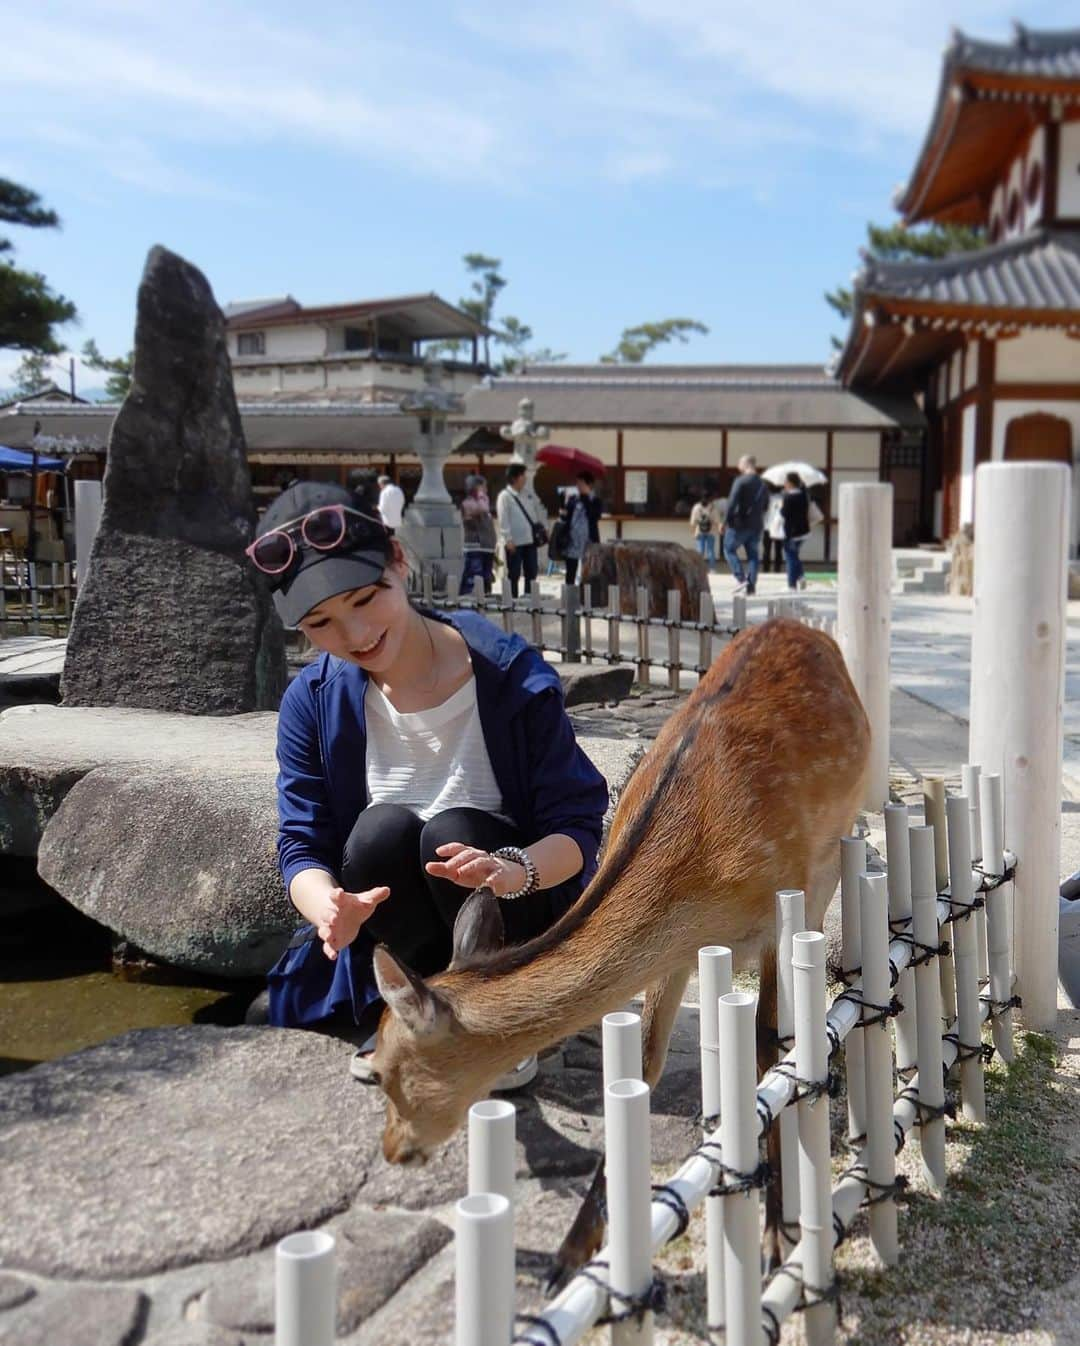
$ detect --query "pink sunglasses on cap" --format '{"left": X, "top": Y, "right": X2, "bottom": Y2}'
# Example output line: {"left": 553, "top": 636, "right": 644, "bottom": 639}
{"left": 245, "top": 504, "right": 388, "bottom": 576}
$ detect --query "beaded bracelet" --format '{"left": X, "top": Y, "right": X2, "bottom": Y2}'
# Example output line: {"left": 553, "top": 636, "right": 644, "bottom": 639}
{"left": 491, "top": 846, "right": 540, "bottom": 901}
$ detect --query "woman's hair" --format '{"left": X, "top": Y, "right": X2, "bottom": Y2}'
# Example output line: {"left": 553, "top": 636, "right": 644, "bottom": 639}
{"left": 785, "top": 471, "right": 803, "bottom": 489}
{"left": 576, "top": 470, "right": 595, "bottom": 487}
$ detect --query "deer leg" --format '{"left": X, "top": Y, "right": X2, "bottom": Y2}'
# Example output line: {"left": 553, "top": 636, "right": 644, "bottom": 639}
{"left": 546, "top": 968, "right": 691, "bottom": 1292}
{"left": 757, "top": 942, "right": 784, "bottom": 1273}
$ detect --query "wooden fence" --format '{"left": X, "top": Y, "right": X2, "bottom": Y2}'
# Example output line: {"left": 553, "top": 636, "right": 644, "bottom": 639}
{"left": 0, "top": 557, "right": 78, "bottom": 637}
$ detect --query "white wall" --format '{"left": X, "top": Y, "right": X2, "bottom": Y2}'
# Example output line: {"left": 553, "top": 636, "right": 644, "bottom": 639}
{"left": 1058, "top": 122, "right": 1080, "bottom": 218}
{"left": 996, "top": 329, "right": 1080, "bottom": 383}
{"left": 833, "top": 431, "right": 880, "bottom": 469}
{"left": 960, "top": 403, "right": 977, "bottom": 526}
{"left": 263, "top": 325, "right": 328, "bottom": 359}
{"left": 726, "top": 430, "right": 828, "bottom": 466}
{"left": 623, "top": 429, "right": 722, "bottom": 467}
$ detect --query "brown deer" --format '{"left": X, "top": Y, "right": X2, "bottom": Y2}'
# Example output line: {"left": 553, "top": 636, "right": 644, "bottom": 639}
{"left": 363, "top": 618, "right": 869, "bottom": 1277}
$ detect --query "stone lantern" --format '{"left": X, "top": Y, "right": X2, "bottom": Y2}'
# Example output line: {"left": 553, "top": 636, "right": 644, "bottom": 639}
{"left": 499, "top": 397, "right": 549, "bottom": 531}
{"left": 396, "top": 363, "right": 464, "bottom": 590}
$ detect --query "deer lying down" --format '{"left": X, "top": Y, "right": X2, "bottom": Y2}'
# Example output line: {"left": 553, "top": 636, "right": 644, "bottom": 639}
{"left": 363, "top": 618, "right": 870, "bottom": 1280}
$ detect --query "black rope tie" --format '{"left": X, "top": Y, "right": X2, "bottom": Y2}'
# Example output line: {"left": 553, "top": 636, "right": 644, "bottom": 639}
{"left": 696, "top": 1111, "right": 720, "bottom": 1132}
{"left": 832, "top": 988, "right": 904, "bottom": 1029}
{"left": 756, "top": 1096, "right": 777, "bottom": 1132}
{"left": 826, "top": 1022, "right": 843, "bottom": 1058}
{"left": 771, "top": 1059, "right": 842, "bottom": 1104}
{"left": 762, "top": 1302, "right": 782, "bottom": 1346}
{"left": 940, "top": 894, "right": 986, "bottom": 926}
{"left": 696, "top": 1141, "right": 771, "bottom": 1199}
{"left": 514, "top": 1314, "right": 563, "bottom": 1346}
{"left": 910, "top": 937, "right": 951, "bottom": 967}
{"left": 896, "top": 1083, "right": 954, "bottom": 1127}
{"left": 768, "top": 1262, "right": 843, "bottom": 1316}
{"left": 839, "top": 1162, "right": 910, "bottom": 1207}
{"left": 943, "top": 1032, "right": 996, "bottom": 1066}
{"left": 973, "top": 861, "right": 1017, "bottom": 893}
{"left": 982, "top": 993, "right": 1022, "bottom": 1022}
{"left": 651, "top": 1183, "right": 691, "bottom": 1240}
{"left": 577, "top": 1260, "right": 668, "bottom": 1326}
{"left": 833, "top": 1210, "right": 848, "bottom": 1247}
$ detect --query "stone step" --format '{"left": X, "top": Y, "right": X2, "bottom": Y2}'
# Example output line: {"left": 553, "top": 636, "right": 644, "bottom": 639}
{"left": 900, "top": 569, "right": 949, "bottom": 594}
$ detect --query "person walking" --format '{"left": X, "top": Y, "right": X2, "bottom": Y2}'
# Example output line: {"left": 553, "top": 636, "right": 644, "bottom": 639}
{"left": 245, "top": 481, "right": 607, "bottom": 1091}
{"left": 376, "top": 474, "right": 405, "bottom": 531}
{"left": 460, "top": 474, "right": 497, "bottom": 594}
{"left": 722, "top": 455, "right": 770, "bottom": 594}
{"left": 763, "top": 486, "right": 785, "bottom": 574}
{"left": 689, "top": 490, "right": 722, "bottom": 569}
{"left": 780, "top": 471, "right": 811, "bottom": 591}
{"left": 561, "top": 470, "right": 603, "bottom": 586}
{"left": 496, "top": 463, "right": 541, "bottom": 597}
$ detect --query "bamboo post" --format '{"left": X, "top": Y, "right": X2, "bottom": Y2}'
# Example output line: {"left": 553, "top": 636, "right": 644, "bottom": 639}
{"left": 837, "top": 482, "right": 893, "bottom": 810}
{"left": 605, "top": 1079, "right": 654, "bottom": 1346}
{"left": 699, "top": 945, "right": 732, "bottom": 1334}
{"left": 636, "top": 586, "right": 649, "bottom": 685}
{"left": 859, "top": 872, "right": 898, "bottom": 1265}
{"left": 698, "top": 589, "right": 714, "bottom": 676}
{"left": 968, "top": 461, "right": 1068, "bottom": 1031}
{"left": 501, "top": 576, "right": 514, "bottom": 634}
{"left": 582, "top": 588, "right": 593, "bottom": 664}
{"left": 884, "top": 804, "right": 917, "bottom": 1073}
{"left": 455, "top": 1194, "right": 514, "bottom": 1346}
{"left": 564, "top": 583, "right": 581, "bottom": 662}
{"left": 530, "top": 586, "right": 543, "bottom": 650}
{"left": 961, "top": 763, "right": 989, "bottom": 982}
{"left": 608, "top": 584, "right": 621, "bottom": 666}
{"left": 603, "top": 1011, "right": 643, "bottom": 1091}
{"left": 468, "top": 1099, "right": 516, "bottom": 1207}
{"left": 275, "top": 1231, "right": 336, "bottom": 1346}
{"left": 775, "top": 888, "right": 805, "bottom": 1252}
{"left": 667, "top": 589, "right": 680, "bottom": 692}
{"left": 979, "top": 772, "right": 1015, "bottom": 1062}
{"left": 732, "top": 592, "right": 747, "bottom": 630}
{"left": 792, "top": 931, "right": 836, "bottom": 1345}
{"left": 946, "top": 795, "right": 986, "bottom": 1123}
{"left": 923, "top": 775, "right": 955, "bottom": 1024}
{"left": 719, "top": 991, "right": 763, "bottom": 1346}
{"left": 909, "top": 825, "right": 946, "bottom": 1194}
{"left": 839, "top": 836, "right": 867, "bottom": 1146}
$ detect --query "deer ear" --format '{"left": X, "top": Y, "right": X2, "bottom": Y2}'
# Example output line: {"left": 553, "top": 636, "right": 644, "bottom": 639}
{"left": 373, "top": 945, "right": 452, "bottom": 1037}
{"left": 449, "top": 887, "right": 505, "bottom": 969}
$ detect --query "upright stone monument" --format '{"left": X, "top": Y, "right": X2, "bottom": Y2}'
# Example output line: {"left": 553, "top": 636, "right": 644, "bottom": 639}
{"left": 396, "top": 364, "right": 465, "bottom": 590}
{"left": 61, "top": 246, "right": 286, "bottom": 713}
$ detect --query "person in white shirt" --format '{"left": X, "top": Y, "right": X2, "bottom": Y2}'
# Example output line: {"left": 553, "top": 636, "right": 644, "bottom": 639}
{"left": 377, "top": 474, "right": 406, "bottom": 531}
{"left": 495, "top": 462, "right": 540, "bottom": 597}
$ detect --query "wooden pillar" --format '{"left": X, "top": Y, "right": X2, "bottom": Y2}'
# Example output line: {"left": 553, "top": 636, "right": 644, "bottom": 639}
{"left": 615, "top": 429, "right": 624, "bottom": 539}
{"left": 824, "top": 429, "right": 834, "bottom": 563}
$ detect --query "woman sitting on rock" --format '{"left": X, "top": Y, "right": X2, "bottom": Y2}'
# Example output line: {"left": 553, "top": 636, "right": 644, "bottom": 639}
{"left": 247, "top": 481, "right": 608, "bottom": 1089}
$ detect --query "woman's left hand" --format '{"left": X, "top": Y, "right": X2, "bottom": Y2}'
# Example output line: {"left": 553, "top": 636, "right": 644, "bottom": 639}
{"left": 425, "top": 842, "right": 526, "bottom": 898}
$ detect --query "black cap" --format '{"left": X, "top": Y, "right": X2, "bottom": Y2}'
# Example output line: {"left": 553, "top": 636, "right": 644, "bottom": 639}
{"left": 256, "top": 481, "right": 392, "bottom": 628}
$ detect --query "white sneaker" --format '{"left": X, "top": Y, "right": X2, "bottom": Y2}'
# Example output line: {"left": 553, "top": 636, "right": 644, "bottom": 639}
{"left": 733, "top": 578, "right": 748, "bottom": 593}
{"left": 491, "top": 1055, "right": 539, "bottom": 1092}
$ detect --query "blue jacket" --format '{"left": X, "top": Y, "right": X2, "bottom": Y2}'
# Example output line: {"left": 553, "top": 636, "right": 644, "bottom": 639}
{"left": 272, "top": 610, "right": 609, "bottom": 1022}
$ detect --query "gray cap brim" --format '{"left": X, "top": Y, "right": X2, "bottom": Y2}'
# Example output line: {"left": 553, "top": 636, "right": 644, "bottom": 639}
{"left": 271, "top": 548, "right": 388, "bottom": 628}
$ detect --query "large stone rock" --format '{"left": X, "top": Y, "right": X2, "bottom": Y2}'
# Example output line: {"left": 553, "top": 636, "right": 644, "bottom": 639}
{"left": 38, "top": 764, "right": 289, "bottom": 976}
{"left": 0, "top": 1286, "right": 147, "bottom": 1346}
{"left": 580, "top": 539, "right": 709, "bottom": 620}
{"left": 61, "top": 245, "right": 285, "bottom": 714}
{"left": 0, "top": 1028, "right": 379, "bottom": 1280}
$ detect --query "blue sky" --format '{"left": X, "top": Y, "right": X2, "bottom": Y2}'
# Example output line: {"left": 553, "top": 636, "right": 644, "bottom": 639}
{"left": 1, "top": 0, "right": 1075, "bottom": 392}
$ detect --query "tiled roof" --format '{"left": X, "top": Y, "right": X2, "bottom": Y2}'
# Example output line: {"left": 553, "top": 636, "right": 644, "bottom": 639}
{"left": 856, "top": 229, "right": 1080, "bottom": 311}
{"left": 948, "top": 24, "right": 1080, "bottom": 79}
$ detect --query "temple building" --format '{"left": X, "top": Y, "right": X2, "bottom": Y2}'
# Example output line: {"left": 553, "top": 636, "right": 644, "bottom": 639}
{"left": 836, "top": 24, "right": 1080, "bottom": 551}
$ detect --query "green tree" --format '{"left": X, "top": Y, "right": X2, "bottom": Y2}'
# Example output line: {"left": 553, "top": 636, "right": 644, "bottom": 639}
{"left": 82, "top": 338, "right": 133, "bottom": 400}
{"left": 0, "top": 178, "right": 77, "bottom": 353}
{"left": 11, "top": 350, "right": 54, "bottom": 395}
{"left": 459, "top": 252, "right": 506, "bottom": 366}
{"left": 602, "top": 317, "right": 709, "bottom": 364}
{"left": 826, "top": 220, "right": 984, "bottom": 348}
{"left": 494, "top": 316, "right": 568, "bottom": 374}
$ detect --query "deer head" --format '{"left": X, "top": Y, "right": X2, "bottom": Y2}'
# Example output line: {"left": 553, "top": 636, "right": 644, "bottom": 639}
{"left": 362, "top": 888, "right": 507, "bottom": 1164}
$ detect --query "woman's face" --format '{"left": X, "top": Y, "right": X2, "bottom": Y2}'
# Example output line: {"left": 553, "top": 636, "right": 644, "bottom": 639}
{"left": 297, "top": 551, "right": 414, "bottom": 670}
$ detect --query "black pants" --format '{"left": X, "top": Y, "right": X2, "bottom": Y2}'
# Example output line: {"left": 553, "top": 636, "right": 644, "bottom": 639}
{"left": 565, "top": 555, "right": 581, "bottom": 585}
{"left": 341, "top": 803, "right": 566, "bottom": 977}
{"left": 506, "top": 544, "right": 539, "bottom": 597}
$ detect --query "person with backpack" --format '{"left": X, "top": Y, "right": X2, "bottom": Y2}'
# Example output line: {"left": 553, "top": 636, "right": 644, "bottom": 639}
{"left": 689, "top": 490, "right": 722, "bottom": 570}
{"left": 559, "top": 471, "right": 603, "bottom": 585}
{"left": 722, "top": 456, "right": 770, "bottom": 595}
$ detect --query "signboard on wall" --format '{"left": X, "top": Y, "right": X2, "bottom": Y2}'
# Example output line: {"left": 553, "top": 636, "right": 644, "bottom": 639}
{"left": 624, "top": 470, "right": 648, "bottom": 504}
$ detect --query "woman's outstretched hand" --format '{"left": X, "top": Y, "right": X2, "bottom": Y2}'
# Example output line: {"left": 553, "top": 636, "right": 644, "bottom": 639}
{"left": 425, "top": 843, "right": 526, "bottom": 898}
{"left": 315, "top": 885, "right": 391, "bottom": 961}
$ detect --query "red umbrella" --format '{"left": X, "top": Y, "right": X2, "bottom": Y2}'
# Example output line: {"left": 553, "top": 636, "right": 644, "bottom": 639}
{"left": 536, "top": 444, "right": 607, "bottom": 477}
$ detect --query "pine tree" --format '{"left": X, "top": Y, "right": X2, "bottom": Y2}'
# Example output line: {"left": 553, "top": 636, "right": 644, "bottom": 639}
{"left": 601, "top": 318, "right": 709, "bottom": 363}
{"left": 82, "top": 338, "right": 134, "bottom": 400}
{"left": 0, "top": 179, "right": 77, "bottom": 353}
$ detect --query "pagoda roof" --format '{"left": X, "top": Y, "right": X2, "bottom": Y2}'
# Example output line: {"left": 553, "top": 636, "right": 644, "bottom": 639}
{"left": 896, "top": 25, "right": 1080, "bottom": 226}
{"left": 836, "top": 228, "right": 1080, "bottom": 388}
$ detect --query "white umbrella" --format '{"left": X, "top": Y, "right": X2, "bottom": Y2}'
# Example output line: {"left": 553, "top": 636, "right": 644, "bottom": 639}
{"left": 762, "top": 461, "right": 828, "bottom": 488}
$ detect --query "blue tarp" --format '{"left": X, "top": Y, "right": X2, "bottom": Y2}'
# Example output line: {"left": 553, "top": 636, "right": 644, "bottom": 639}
{"left": 0, "top": 445, "right": 66, "bottom": 472}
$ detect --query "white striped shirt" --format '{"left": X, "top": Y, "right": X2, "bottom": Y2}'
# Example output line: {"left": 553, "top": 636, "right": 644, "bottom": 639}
{"left": 364, "top": 674, "right": 504, "bottom": 820}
